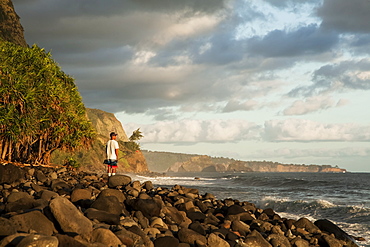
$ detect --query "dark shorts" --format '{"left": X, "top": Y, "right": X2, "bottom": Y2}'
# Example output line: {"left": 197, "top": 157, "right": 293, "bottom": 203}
{"left": 105, "top": 159, "right": 118, "bottom": 168}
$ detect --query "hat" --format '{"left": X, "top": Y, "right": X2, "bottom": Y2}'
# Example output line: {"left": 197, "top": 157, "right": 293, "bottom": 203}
{"left": 110, "top": 132, "right": 118, "bottom": 137}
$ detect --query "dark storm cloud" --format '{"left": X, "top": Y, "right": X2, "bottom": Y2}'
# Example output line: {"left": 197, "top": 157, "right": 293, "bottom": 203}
{"left": 317, "top": 0, "right": 370, "bottom": 33}
{"left": 289, "top": 59, "right": 370, "bottom": 97}
{"left": 247, "top": 24, "right": 339, "bottom": 57}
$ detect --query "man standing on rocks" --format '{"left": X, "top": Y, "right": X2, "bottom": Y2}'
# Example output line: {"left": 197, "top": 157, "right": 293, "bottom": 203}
{"left": 106, "top": 132, "right": 119, "bottom": 176}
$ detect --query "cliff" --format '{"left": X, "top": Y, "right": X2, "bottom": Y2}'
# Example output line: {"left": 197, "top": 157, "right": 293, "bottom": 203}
{"left": 0, "top": 0, "right": 27, "bottom": 47}
{"left": 51, "top": 109, "right": 149, "bottom": 173}
{"left": 142, "top": 150, "right": 346, "bottom": 173}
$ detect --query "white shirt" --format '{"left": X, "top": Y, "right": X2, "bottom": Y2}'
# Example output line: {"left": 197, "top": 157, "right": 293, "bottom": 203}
{"left": 106, "top": 140, "right": 119, "bottom": 160}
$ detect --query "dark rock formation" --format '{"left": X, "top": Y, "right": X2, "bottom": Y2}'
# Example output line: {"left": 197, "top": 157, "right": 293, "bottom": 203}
{"left": 0, "top": 163, "right": 363, "bottom": 246}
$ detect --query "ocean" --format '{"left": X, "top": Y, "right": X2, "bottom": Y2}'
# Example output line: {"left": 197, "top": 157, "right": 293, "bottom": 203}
{"left": 130, "top": 172, "right": 370, "bottom": 246}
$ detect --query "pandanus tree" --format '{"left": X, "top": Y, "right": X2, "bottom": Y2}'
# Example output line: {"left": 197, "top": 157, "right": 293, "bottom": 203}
{"left": 0, "top": 41, "right": 95, "bottom": 165}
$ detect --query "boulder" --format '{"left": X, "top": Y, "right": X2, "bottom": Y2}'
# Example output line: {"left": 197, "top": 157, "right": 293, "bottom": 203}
{"left": 243, "top": 230, "right": 272, "bottom": 247}
{"left": 5, "top": 197, "right": 36, "bottom": 213}
{"left": 154, "top": 236, "right": 179, "bottom": 247}
{"left": 39, "top": 190, "right": 59, "bottom": 201}
{"left": 10, "top": 210, "right": 55, "bottom": 236}
{"left": 97, "top": 188, "right": 125, "bottom": 203}
{"left": 6, "top": 191, "right": 31, "bottom": 203}
{"left": 162, "top": 206, "right": 185, "bottom": 225}
{"left": 108, "top": 175, "right": 131, "bottom": 188}
{"left": 294, "top": 218, "right": 321, "bottom": 234}
{"left": 91, "top": 228, "right": 122, "bottom": 247}
{"left": 49, "top": 196, "right": 93, "bottom": 240}
{"left": 84, "top": 208, "right": 120, "bottom": 225}
{"left": 315, "top": 219, "right": 358, "bottom": 247}
{"left": 16, "top": 234, "right": 58, "bottom": 247}
{"left": 0, "top": 164, "right": 25, "bottom": 184}
{"left": 70, "top": 188, "right": 91, "bottom": 203}
{"left": 90, "top": 195, "right": 124, "bottom": 215}
{"left": 55, "top": 234, "right": 87, "bottom": 247}
{"left": 0, "top": 217, "right": 16, "bottom": 238}
{"left": 207, "top": 232, "right": 230, "bottom": 247}
{"left": 126, "top": 198, "right": 162, "bottom": 218}
{"left": 178, "top": 228, "right": 207, "bottom": 245}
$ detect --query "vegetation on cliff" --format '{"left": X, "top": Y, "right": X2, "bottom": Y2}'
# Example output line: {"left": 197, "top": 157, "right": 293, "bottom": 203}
{"left": 0, "top": 41, "right": 95, "bottom": 165}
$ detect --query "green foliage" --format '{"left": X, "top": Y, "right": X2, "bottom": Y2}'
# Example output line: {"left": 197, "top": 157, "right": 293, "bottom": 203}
{"left": 123, "top": 128, "right": 143, "bottom": 153}
{"left": 0, "top": 41, "right": 95, "bottom": 164}
{"left": 64, "top": 157, "right": 81, "bottom": 169}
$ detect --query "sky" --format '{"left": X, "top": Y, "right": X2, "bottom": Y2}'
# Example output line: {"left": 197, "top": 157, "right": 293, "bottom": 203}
{"left": 13, "top": 0, "right": 370, "bottom": 172}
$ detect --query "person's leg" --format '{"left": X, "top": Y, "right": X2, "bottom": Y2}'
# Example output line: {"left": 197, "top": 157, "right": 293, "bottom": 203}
{"left": 112, "top": 166, "right": 116, "bottom": 175}
{"left": 107, "top": 165, "right": 112, "bottom": 176}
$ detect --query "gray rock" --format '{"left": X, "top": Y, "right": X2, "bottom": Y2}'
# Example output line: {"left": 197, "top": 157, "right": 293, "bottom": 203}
{"left": 49, "top": 196, "right": 93, "bottom": 240}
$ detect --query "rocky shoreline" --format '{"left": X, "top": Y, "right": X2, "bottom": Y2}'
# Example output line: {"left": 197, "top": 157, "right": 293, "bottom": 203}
{"left": 0, "top": 163, "right": 363, "bottom": 247}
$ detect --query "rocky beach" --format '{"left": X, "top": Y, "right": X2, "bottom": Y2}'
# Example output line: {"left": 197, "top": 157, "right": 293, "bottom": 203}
{"left": 0, "top": 163, "right": 365, "bottom": 247}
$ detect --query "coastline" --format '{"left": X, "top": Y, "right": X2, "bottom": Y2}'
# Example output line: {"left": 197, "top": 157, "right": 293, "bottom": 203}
{"left": 0, "top": 163, "right": 365, "bottom": 246}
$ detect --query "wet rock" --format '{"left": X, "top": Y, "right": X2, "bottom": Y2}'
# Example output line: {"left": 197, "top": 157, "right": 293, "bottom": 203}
{"left": 315, "top": 219, "right": 358, "bottom": 247}
{"left": 49, "top": 196, "right": 93, "bottom": 240}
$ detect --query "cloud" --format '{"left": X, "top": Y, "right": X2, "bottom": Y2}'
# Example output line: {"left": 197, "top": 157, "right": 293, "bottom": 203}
{"left": 317, "top": 0, "right": 370, "bottom": 33}
{"left": 125, "top": 119, "right": 260, "bottom": 143}
{"left": 263, "top": 0, "right": 316, "bottom": 8}
{"left": 289, "top": 59, "right": 370, "bottom": 97}
{"left": 246, "top": 24, "right": 339, "bottom": 58}
{"left": 282, "top": 95, "right": 347, "bottom": 115}
{"left": 264, "top": 119, "right": 370, "bottom": 142}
